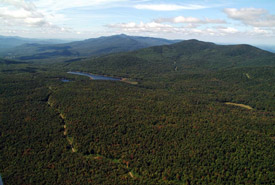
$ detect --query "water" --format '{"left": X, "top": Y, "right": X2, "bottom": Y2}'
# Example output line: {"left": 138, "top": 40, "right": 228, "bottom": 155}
{"left": 61, "top": 79, "right": 70, "bottom": 82}
{"left": 0, "top": 174, "right": 3, "bottom": 185}
{"left": 67, "top": 71, "right": 121, "bottom": 81}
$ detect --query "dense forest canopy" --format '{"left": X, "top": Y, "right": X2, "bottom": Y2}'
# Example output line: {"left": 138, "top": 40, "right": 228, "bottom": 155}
{"left": 0, "top": 40, "right": 274, "bottom": 184}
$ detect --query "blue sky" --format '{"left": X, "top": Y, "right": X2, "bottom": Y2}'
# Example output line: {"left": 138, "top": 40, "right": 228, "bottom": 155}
{"left": 0, "top": 0, "right": 274, "bottom": 45}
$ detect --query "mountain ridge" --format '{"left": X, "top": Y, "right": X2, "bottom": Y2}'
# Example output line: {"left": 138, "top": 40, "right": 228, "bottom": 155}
{"left": 68, "top": 39, "right": 275, "bottom": 78}
{"left": 0, "top": 35, "right": 70, "bottom": 51}
{"left": 1, "top": 34, "right": 181, "bottom": 60}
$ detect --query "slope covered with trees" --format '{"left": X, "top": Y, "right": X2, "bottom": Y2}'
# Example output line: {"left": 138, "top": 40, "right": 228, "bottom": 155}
{"left": 0, "top": 40, "right": 274, "bottom": 184}
{"left": 68, "top": 39, "right": 275, "bottom": 78}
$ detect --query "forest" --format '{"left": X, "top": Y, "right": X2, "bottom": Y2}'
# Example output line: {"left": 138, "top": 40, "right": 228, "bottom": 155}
{"left": 0, "top": 40, "right": 274, "bottom": 184}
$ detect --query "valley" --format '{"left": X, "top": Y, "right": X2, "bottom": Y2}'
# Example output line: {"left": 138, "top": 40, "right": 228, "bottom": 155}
{"left": 0, "top": 36, "right": 274, "bottom": 184}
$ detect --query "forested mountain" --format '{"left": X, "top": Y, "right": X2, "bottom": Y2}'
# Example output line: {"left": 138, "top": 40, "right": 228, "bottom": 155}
{"left": 1, "top": 34, "right": 180, "bottom": 60}
{"left": 68, "top": 39, "right": 275, "bottom": 78}
{"left": 0, "top": 38, "right": 274, "bottom": 184}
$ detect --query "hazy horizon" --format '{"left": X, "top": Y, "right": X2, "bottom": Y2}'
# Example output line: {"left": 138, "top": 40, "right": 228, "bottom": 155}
{"left": 0, "top": 0, "right": 275, "bottom": 46}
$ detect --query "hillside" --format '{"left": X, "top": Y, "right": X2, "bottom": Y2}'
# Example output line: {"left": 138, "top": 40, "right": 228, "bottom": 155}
{"left": 68, "top": 39, "right": 275, "bottom": 78}
{"left": 0, "top": 39, "right": 274, "bottom": 184}
{"left": 1, "top": 34, "right": 180, "bottom": 60}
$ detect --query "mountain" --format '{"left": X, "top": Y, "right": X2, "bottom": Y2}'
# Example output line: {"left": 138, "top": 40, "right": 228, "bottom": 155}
{"left": 65, "top": 34, "right": 181, "bottom": 56}
{"left": 1, "top": 34, "right": 180, "bottom": 60}
{"left": 68, "top": 39, "right": 275, "bottom": 78}
{"left": 0, "top": 35, "right": 70, "bottom": 51}
{"left": 1, "top": 38, "right": 274, "bottom": 184}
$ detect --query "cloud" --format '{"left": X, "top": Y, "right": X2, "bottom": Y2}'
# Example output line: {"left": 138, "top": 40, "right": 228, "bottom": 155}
{"left": 224, "top": 8, "right": 275, "bottom": 27}
{"left": 1, "top": 0, "right": 36, "bottom": 11}
{"left": 218, "top": 27, "right": 238, "bottom": 34}
{"left": 35, "top": 0, "right": 128, "bottom": 11}
{"left": 0, "top": 0, "right": 139, "bottom": 38}
{"left": 107, "top": 21, "right": 175, "bottom": 33}
{"left": 0, "top": 0, "right": 48, "bottom": 27}
{"left": 0, "top": 0, "right": 72, "bottom": 32}
{"left": 249, "top": 27, "right": 273, "bottom": 36}
{"left": 155, "top": 16, "right": 226, "bottom": 24}
{"left": 0, "top": 7, "right": 47, "bottom": 27}
{"left": 106, "top": 21, "right": 241, "bottom": 37}
{"left": 134, "top": 4, "right": 206, "bottom": 11}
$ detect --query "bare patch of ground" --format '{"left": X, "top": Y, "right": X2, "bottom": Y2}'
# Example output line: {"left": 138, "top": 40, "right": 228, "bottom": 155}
{"left": 245, "top": 73, "right": 251, "bottom": 79}
{"left": 225, "top": 102, "right": 253, "bottom": 110}
{"left": 121, "top": 78, "right": 138, "bottom": 85}
{"left": 129, "top": 172, "right": 134, "bottom": 178}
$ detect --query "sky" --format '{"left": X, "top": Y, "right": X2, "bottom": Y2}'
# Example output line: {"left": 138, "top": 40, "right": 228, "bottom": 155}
{"left": 0, "top": 0, "right": 275, "bottom": 45}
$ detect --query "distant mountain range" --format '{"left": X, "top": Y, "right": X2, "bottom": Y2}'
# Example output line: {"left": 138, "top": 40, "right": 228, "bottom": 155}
{"left": 1, "top": 34, "right": 180, "bottom": 60}
{"left": 256, "top": 45, "right": 275, "bottom": 53}
{"left": 0, "top": 35, "right": 70, "bottom": 51}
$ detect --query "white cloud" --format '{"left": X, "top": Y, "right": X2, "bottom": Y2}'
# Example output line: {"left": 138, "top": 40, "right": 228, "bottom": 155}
{"left": 0, "top": 0, "right": 139, "bottom": 38}
{"left": 248, "top": 27, "right": 273, "bottom": 37}
{"left": 224, "top": 8, "right": 275, "bottom": 27}
{"left": 0, "top": 7, "right": 32, "bottom": 18}
{"left": 0, "top": 0, "right": 73, "bottom": 33}
{"left": 35, "top": 0, "right": 128, "bottom": 11}
{"left": 252, "top": 27, "right": 270, "bottom": 34}
{"left": 155, "top": 16, "right": 226, "bottom": 24}
{"left": 1, "top": 0, "right": 36, "bottom": 11}
{"left": 107, "top": 21, "right": 176, "bottom": 33}
{"left": 134, "top": 4, "right": 206, "bottom": 11}
{"left": 218, "top": 27, "right": 238, "bottom": 34}
{"left": 106, "top": 20, "right": 241, "bottom": 37}
{"left": 0, "top": 0, "right": 48, "bottom": 27}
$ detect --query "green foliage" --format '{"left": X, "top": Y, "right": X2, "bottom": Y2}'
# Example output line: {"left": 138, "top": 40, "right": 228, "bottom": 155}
{"left": 67, "top": 40, "right": 275, "bottom": 79}
{"left": 0, "top": 40, "right": 274, "bottom": 184}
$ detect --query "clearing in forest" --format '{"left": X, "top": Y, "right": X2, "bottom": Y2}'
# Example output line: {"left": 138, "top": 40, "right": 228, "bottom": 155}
{"left": 225, "top": 102, "right": 253, "bottom": 110}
